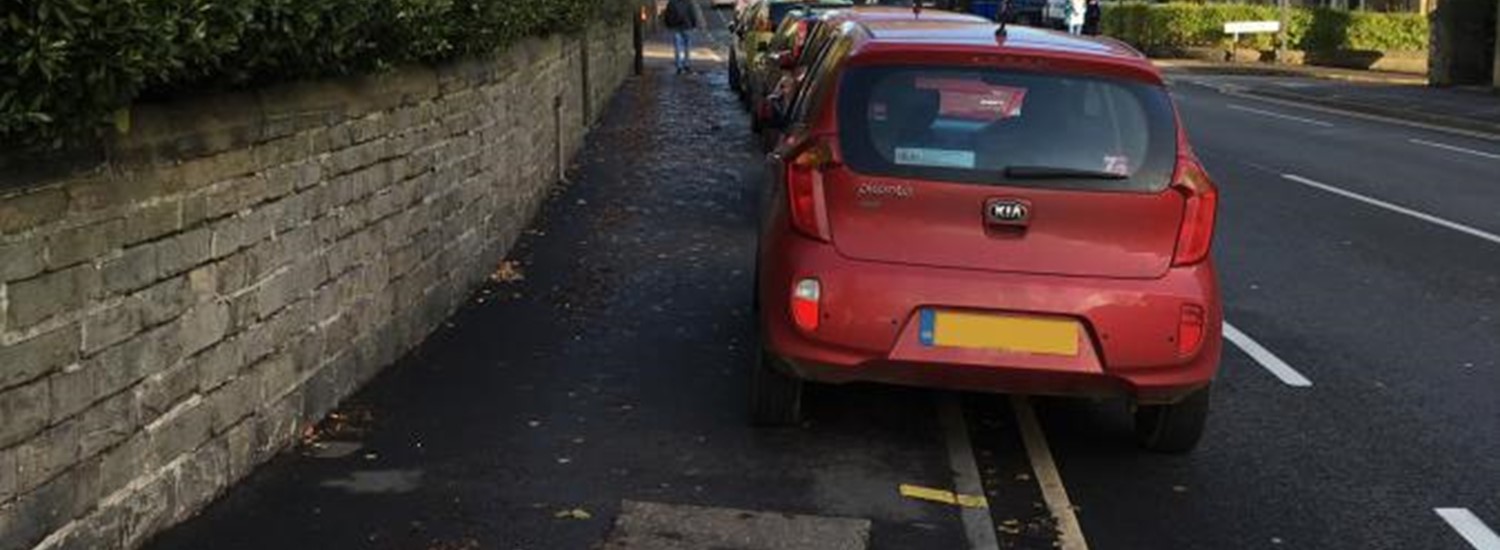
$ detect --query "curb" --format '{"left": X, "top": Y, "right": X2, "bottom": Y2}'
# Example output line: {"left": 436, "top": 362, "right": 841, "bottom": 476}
{"left": 1239, "top": 87, "right": 1500, "bottom": 139}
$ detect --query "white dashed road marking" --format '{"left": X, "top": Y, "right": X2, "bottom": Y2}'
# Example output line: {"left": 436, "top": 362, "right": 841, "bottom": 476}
{"left": 1282, "top": 174, "right": 1500, "bottom": 246}
{"left": 938, "top": 394, "right": 999, "bottom": 550}
{"left": 1436, "top": 508, "right": 1500, "bottom": 550}
{"left": 1011, "top": 396, "right": 1089, "bottom": 550}
{"left": 1409, "top": 138, "right": 1500, "bottom": 161}
{"left": 1227, "top": 104, "right": 1334, "bottom": 127}
{"left": 1222, "top": 322, "right": 1313, "bottom": 387}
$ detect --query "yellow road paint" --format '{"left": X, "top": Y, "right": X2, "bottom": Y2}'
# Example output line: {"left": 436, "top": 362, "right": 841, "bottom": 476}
{"left": 899, "top": 484, "right": 989, "bottom": 509}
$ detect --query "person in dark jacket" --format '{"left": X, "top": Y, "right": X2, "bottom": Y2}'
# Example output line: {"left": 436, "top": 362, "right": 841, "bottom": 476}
{"left": 1082, "top": 0, "right": 1102, "bottom": 36}
{"left": 664, "top": 0, "right": 703, "bottom": 74}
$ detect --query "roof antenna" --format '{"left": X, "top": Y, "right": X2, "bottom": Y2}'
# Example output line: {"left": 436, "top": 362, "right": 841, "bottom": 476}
{"left": 995, "top": 0, "right": 1010, "bottom": 38}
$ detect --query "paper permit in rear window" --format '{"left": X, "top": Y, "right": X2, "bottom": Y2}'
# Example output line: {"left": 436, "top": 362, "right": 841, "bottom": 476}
{"left": 894, "top": 147, "right": 976, "bottom": 169}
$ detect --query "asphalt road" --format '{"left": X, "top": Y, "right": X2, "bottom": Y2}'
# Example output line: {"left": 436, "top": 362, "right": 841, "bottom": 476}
{"left": 145, "top": 9, "right": 1499, "bottom": 550}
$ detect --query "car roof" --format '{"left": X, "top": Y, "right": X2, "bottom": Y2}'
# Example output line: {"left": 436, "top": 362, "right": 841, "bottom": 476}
{"left": 857, "top": 19, "right": 1147, "bottom": 61}
{"left": 829, "top": 6, "right": 992, "bottom": 23}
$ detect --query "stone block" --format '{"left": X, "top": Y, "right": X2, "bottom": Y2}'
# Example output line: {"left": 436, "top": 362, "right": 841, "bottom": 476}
{"left": 177, "top": 301, "right": 229, "bottom": 358}
{"left": 222, "top": 418, "right": 256, "bottom": 481}
{"left": 123, "top": 202, "right": 182, "bottom": 246}
{"left": 98, "top": 431, "right": 148, "bottom": 499}
{"left": 195, "top": 337, "right": 245, "bottom": 393}
{"left": 101, "top": 244, "right": 161, "bottom": 295}
{"left": 0, "top": 444, "right": 15, "bottom": 503}
{"left": 14, "top": 414, "right": 78, "bottom": 494}
{"left": 0, "top": 325, "right": 79, "bottom": 391}
{"left": 134, "top": 361, "right": 199, "bottom": 421}
{"left": 254, "top": 269, "right": 297, "bottom": 320}
{"left": 0, "top": 238, "right": 45, "bottom": 282}
{"left": 0, "top": 188, "right": 68, "bottom": 235}
{"left": 157, "top": 227, "right": 212, "bottom": 277}
{"left": 46, "top": 219, "right": 123, "bottom": 269}
{"left": 5, "top": 264, "right": 99, "bottom": 330}
{"left": 171, "top": 438, "right": 228, "bottom": 522}
{"left": 56, "top": 324, "right": 180, "bottom": 422}
{"left": 144, "top": 396, "right": 211, "bottom": 466}
{"left": 209, "top": 208, "right": 273, "bottom": 260}
{"left": 82, "top": 303, "right": 144, "bottom": 356}
{"left": 0, "top": 456, "right": 101, "bottom": 550}
{"left": 0, "top": 378, "right": 50, "bottom": 448}
{"left": 133, "top": 276, "right": 192, "bottom": 328}
{"left": 117, "top": 470, "right": 174, "bottom": 549}
{"left": 206, "top": 373, "right": 257, "bottom": 434}
{"left": 75, "top": 389, "right": 139, "bottom": 460}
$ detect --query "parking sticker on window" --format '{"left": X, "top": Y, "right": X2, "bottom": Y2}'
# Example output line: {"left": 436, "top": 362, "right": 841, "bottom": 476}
{"left": 1103, "top": 155, "right": 1131, "bottom": 176}
{"left": 895, "top": 147, "right": 976, "bottom": 169}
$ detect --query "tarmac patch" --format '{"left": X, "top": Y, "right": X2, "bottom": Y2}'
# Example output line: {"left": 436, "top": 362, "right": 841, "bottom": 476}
{"left": 602, "top": 500, "right": 871, "bottom": 550}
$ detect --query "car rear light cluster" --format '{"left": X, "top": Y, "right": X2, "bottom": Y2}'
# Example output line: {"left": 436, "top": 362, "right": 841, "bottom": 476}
{"left": 791, "top": 278, "right": 821, "bottom": 332}
{"left": 1177, "top": 304, "right": 1206, "bottom": 356}
{"left": 1170, "top": 156, "right": 1219, "bottom": 267}
{"left": 785, "top": 138, "right": 835, "bottom": 241}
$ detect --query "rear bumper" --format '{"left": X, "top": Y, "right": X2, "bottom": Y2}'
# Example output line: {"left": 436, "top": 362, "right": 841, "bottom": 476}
{"left": 759, "top": 236, "right": 1221, "bottom": 404}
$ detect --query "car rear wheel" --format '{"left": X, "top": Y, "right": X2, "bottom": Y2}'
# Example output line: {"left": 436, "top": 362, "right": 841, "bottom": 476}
{"left": 1134, "top": 385, "right": 1210, "bottom": 453}
{"left": 750, "top": 348, "right": 804, "bottom": 426}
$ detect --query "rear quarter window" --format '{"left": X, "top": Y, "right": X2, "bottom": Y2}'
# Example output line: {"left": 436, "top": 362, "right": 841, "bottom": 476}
{"left": 836, "top": 66, "right": 1178, "bottom": 192}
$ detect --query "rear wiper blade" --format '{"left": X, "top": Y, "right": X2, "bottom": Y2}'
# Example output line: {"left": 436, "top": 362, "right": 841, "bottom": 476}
{"left": 1003, "top": 166, "right": 1129, "bottom": 180}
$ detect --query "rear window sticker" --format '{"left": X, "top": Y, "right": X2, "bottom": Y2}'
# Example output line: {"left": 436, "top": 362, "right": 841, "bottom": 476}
{"left": 895, "top": 147, "right": 976, "bottom": 169}
{"left": 1104, "top": 155, "right": 1131, "bottom": 176}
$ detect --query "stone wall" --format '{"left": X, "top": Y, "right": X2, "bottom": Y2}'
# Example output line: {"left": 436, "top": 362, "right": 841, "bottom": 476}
{"left": 0, "top": 20, "right": 635, "bottom": 550}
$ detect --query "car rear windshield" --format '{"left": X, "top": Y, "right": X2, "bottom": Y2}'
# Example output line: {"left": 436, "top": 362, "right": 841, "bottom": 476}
{"left": 770, "top": 1, "right": 850, "bottom": 27}
{"left": 837, "top": 65, "right": 1178, "bottom": 192}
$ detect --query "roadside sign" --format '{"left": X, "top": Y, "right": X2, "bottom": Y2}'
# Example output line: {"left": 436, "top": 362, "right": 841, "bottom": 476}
{"left": 1224, "top": 21, "right": 1281, "bottom": 34}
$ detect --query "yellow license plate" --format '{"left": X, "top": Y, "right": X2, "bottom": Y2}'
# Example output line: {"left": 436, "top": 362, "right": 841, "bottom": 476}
{"left": 920, "top": 310, "right": 1080, "bottom": 356}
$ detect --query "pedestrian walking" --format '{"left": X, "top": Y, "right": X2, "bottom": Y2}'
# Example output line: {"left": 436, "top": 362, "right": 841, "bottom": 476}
{"left": 663, "top": 0, "right": 702, "bottom": 74}
{"left": 1064, "top": 0, "right": 1085, "bottom": 35}
{"left": 1082, "top": 0, "right": 1102, "bottom": 36}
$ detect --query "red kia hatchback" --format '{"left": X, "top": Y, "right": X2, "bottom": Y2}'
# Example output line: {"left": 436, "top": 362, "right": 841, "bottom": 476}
{"left": 753, "top": 18, "right": 1221, "bottom": 452}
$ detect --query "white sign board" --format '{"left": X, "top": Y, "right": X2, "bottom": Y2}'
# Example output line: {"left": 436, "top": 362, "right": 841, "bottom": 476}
{"left": 1224, "top": 21, "right": 1281, "bottom": 34}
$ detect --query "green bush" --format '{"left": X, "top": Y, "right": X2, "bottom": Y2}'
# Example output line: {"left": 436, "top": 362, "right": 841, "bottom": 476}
{"left": 0, "top": 0, "right": 634, "bottom": 150}
{"left": 1101, "top": 3, "right": 1427, "bottom": 56}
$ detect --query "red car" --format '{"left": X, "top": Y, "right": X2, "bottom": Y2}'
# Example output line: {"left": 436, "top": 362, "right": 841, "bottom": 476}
{"left": 755, "top": 7, "right": 992, "bottom": 142}
{"left": 753, "top": 18, "right": 1221, "bottom": 452}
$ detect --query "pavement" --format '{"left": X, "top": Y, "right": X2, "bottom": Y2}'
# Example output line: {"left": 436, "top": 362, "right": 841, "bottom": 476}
{"left": 145, "top": 7, "right": 1500, "bottom": 550}
{"left": 1158, "top": 60, "right": 1500, "bottom": 138}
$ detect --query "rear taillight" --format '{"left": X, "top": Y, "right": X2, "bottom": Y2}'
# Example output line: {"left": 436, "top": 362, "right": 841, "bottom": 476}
{"left": 1177, "top": 304, "right": 1206, "bottom": 356}
{"left": 1170, "top": 157, "right": 1218, "bottom": 266}
{"left": 785, "top": 139, "right": 834, "bottom": 241}
{"left": 791, "top": 278, "right": 821, "bottom": 331}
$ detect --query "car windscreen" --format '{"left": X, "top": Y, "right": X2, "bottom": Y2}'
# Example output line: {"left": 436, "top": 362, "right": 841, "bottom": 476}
{"left": 769, "top": 2, "right": 850, "bottom": 27}
{"left": 837, "top": 65, "right": 1178, "bottom": 193}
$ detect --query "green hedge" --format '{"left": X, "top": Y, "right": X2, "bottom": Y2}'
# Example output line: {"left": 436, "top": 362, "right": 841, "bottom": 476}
{"left": 1101, "top": 3, "right": 1428, "bottom": 55}
{"left": 0, "top": 0, "right": 634, "bottom": 150}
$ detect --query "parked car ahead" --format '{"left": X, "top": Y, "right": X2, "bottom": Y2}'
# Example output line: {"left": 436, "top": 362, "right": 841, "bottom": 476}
{"left": 754, "top": 7, "right": 991, "bottom": 144}
{"left": 753, "top": 21, "right": 1222, "bottom": 453}
{"left": 729, "top": 0, "right": 853, "bottom": 100}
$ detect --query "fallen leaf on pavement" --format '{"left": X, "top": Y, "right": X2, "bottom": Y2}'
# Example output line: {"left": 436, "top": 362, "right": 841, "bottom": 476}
{"left": 490, "top": 260, "right": 524, "bottom": 283}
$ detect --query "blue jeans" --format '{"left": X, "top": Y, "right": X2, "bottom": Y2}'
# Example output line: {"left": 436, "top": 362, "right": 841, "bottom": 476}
{"left": 673, "top": 31, "right": 691, "bottom": 70}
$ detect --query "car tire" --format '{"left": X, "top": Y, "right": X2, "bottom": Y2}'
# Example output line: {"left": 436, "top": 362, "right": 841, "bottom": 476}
{"left": 728, "top": 52, "right": 741, "bottom": 92}
{"left": 1134, "top": 385, "right": 1210, "bottom": 453}
{"left": 750, "top": 348, "right": 804, "bottom": 426}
